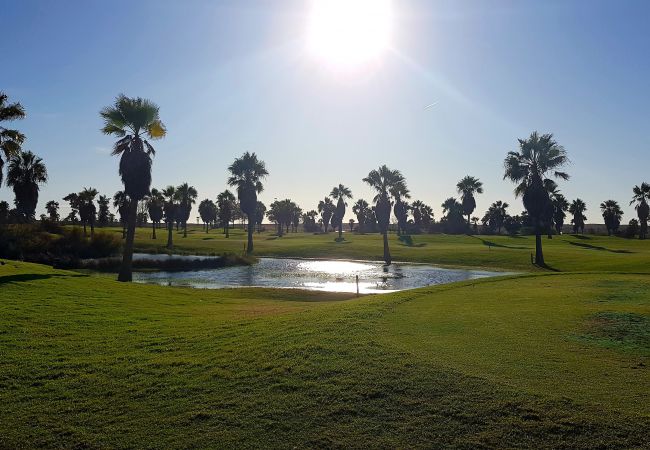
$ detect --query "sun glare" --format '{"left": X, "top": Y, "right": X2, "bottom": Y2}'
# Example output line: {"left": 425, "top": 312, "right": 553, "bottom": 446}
{"left": 306, "top": 0, "right": 393, "bottom": 71}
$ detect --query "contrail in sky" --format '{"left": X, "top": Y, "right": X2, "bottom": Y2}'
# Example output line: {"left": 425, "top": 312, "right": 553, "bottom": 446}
{"left": 424, "top": 101, "right": 439, "bottom": 109}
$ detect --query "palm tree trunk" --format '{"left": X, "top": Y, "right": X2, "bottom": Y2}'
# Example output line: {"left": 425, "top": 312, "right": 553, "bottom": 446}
{"left": 338, "top": 221, "right": 343, "bottom": 239}
{"left": 247, "top": 214, "right": 254, "bottom": 254}
{"left": 535, "top": 232, "right": 544, "bottom": 266}
{"left": 118, "top": 201, "right": 138, "bottom": 282}
{"left": 183, "top": 221, "right": 187, "bottom": 238}
{"left": 152, "top": 222, "right": 156, "bottom": 239}
{"left": 166, "top": 221, "right": 173, "bottom": 249}
{"left": 90, "top": 221, "right": 95, "bottom": 238}
{"left": 382, "top": 232, "right": 391, "bottom": 265}
{"left": 83, "top": 222, "right": 87, "bottom": 237}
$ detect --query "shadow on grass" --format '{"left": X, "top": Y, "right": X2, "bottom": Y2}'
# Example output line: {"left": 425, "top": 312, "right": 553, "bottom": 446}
{"left": 569, "top": 241, "right": 633, "bottom": 254}
{"left": 570, "top": 234, "right": 592, "bottom": 240}
{"left": 472, "top": 236, "right": 530, "bottom": 250}
{"left": 534, "top": 262, "right": 561, "bottom": 272}
{"left": 0, "top": 273, "right": 85, "bottom": 285}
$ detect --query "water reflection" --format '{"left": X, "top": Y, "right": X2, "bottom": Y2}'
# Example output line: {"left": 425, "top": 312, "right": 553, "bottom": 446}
{"left": 132, "top": 257, "right": 510, "bottom": 294}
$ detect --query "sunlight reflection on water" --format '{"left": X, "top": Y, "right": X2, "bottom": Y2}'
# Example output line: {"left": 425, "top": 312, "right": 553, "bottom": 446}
{"left": 132, "top": 257, "right": 509, "bottom": 294}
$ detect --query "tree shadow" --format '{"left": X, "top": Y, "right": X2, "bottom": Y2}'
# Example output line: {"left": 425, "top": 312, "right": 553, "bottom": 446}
{"left": 0, "top": 273, "right": 85, "bottom": 285}
{"left": 472, "top": 236, "right": 530, "bottom": 250}
{"left": 534, "top": 262, "right": 561, "bottom": 272}
{"left": 570, "top": 234, "right": 592, "bottom": 240}
{"left": 569, "top": 241, "right": 634, "bottom": 254}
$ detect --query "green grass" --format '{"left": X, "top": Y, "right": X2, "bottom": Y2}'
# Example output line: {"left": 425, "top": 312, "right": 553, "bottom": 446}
{"left": 104, "top": 225, "right": 650, "bottom": 273}
{"left": 1, "top": 255, "right": 648, "bottom": 448}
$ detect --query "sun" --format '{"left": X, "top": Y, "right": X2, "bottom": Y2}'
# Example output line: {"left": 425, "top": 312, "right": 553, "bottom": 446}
{"left": 306, "top": 0, "right": 393, "bottom": 71}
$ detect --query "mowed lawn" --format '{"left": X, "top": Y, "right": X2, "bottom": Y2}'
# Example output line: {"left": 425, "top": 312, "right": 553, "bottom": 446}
{"left": 1, "top": 231, "right": 649, "bottom": 447}
{"left": 115, "top": 225, "right": 650, "bottom": 273}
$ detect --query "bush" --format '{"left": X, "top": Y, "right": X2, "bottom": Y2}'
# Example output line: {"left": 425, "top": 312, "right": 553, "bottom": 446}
{"left": 0, "top": 224, "right": 121, "bottom": 264}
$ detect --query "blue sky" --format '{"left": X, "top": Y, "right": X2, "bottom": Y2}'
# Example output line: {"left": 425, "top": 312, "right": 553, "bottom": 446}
{"left": 2, "top": 0, "right": 649, "bottom": 223}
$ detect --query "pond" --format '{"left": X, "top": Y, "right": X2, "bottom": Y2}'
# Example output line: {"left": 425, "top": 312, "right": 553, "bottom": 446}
{"left": 132, "top": 256, "right": 509, "bottom": 294}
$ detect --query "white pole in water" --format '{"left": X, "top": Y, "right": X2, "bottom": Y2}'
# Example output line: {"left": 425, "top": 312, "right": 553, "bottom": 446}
{"left": 356, "top": 275, "right": 359, "bottom": 297}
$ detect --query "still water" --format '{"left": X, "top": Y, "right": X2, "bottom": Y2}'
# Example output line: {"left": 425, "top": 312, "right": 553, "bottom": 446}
{"left": 132, "top": 256, "right": 508, "bottom": 294}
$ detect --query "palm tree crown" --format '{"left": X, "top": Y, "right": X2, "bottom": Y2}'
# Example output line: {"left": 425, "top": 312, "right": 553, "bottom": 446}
{"left": 456, "top": 175, "right": 483, "bottom": 223}
{"left": 7, "top": 150, "right": 47, "bottom": 219}
{"left": 0, "top": 92, "right": 26, "bottom": 184}
{"left": 101, "top": 95, "right": 166, "bottom": 201}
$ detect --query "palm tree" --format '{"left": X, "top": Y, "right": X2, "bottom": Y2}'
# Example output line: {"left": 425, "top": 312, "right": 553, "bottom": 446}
{"left": 600, "top": 200, "right": 623, "bottom": 236}
{"left": 569, "top": 199, "right": 587, "bottom": 234}
{"left": 255, "top": 201, "right": 266, "bottom": 233}
{"left": 0, "top": 92, "right": 26, "bottom": 184}
{"left": 45, "top": 200, "right": 59, "bottom": 222}
{"left": 503, "top": 131, "right": 569, "bottom": 265}
{"left": 100, "top": 94, "right": 166, "bottom": 282}
{"left": 330, "top": 184, "right": 353, "bottom": 239}
{"left": 391, "top": 184, "right": 411, "bottom": 236}
{"left": 146, "top": 188, "right": 165, "bottom": 239}
{"left": 227, "top": 152, "right": 268, "bottom": 254}
{"left": 78, "top": 187, "right": 98, "bottom": 237}
{"left": 363, "top": 165, "right": 407, "bottom": 264}
{"left": 551, "top": 193, "right": 569, "bottom": 235}
{"left": 318, "top": 197, "right": 335, "bottom": 232}
{"left": 6, "top": 151, "right": 47, "bottom": 221}
{"left": 441, "top": 197, "right": 465, "bottom": 233}
{"left": 482, "top": 201, "right": 508, "bottom": 234}
{"left": 161, "top": 186, "right": 177, "bottom": 248}
{"left": 175, "top": 183, "right": 198, "bottom": 238}
{"left": 97, "top": 195, "right": 111, "bottom": 227}
{"left": 217, "top": 190, "right": 236, "bottom": 238}
{"left": 352, "top": 199, "right": 370, "bottom": 233}
{"left": 630, "top": 183, "right": 650, "bottom": 239}
{"left": 198, "top": 199, "right": 217, "bottom": 233}
{"left": 456, "top": 176, "right": 483, "bottom": 225}
{"left": 113, "top": 190, "right": 130, "bottom": 239}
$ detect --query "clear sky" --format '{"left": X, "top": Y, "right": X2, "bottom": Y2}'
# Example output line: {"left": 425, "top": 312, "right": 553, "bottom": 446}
{"left": 2, "top": 0, "right": 649, "bottom": 223}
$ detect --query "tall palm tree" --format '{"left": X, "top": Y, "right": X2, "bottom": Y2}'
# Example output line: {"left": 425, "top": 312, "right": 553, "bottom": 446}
{"left": 78, "top": 187, "right": 98, "bottom": 237}
{"left": 330, "top": 184, "right": 352, "bottom": 239}
{"left": 227, "top": 152, "right": 268, "bottom": 254}
{"left": 363, "top": 165, "right": 407, "bottom": 264}
{"left": 161, "top": 186, "right": 177, "bottom": 248}
{"left": 600, "top": 200, "right": 623, "bottom": 236}
{"left": 0, "top": 92, "right": 26, "bottom": 184}
{"left": 456, "top": 175, "right": 483, "bottom": 225}
{"left": 352, "top": 199, "right": 370, "bottom": 233}
{"left": 503, "top": 131, "right": 569, "bottom": 265}
{"left": 318, "top": 197, "right": 335, "bottom": 232}
{"left": 630, "top": 183, "right": 650, "bottom": 239}
{"left": 217, "top": 190, "right": 236, "bottom": 238}
{"left": 569, "top": 199, "right": 587, "bottom": 234}
{"left": 113, "top": 190, "right": 130, "bottom": 239}
{"left": 101, "top": 94, "right": 166, "bottom": 282}
{"left": 6, "top": 151, "right": 47, "bottom": 221}
{"left": 175, "top": 182, "right": 198, "bottom": 238}
{"left": 146, "top": 188, "right": 165, "bottom": 239}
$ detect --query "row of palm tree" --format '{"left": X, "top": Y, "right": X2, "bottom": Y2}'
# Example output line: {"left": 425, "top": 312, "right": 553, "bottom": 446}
{"left": 5, "top": 91, "right": 650, "bottom": 279}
